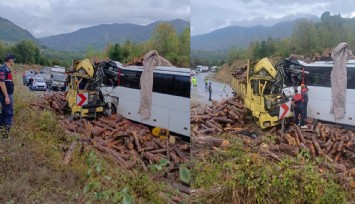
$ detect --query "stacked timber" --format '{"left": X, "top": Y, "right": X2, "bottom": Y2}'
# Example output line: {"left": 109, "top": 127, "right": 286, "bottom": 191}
{"left": 269, "top": 121, "right": 355, "bottom": 165}
{"left": 61, "top": 115, "right": 189, "bottom": 171}
{"left": 31, "top": 92, "right": 67, "bottom": 114}
{"left": 191, "top": 96, "right": 246, "bottom": 137}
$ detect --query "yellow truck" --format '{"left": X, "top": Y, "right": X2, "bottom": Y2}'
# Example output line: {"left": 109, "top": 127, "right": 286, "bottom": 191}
{"left": 66, "top": 59, "right": 105, "bottom": 118}
{"left": 231, "top": 58, "right": 292, "bottom": 129}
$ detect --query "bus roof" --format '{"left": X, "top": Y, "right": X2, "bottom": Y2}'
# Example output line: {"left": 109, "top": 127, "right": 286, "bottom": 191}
{"left": 296, "top": 59, "right": 355, "bottom": 68}
{"left": 113, "top": 61, "right": 190, "bottom": 75}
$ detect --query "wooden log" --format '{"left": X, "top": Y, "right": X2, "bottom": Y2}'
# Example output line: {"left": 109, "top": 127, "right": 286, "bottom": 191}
{"left": 284, "top": 133, "right": 297, "bottom": 146}
{"left": 334, "top": 152, "right": 342, "bottom": 162}
{"left": 226, "top": 105, "right": 244, "bottom": 116}
{"left": 93, "top": 142, "right": 128, "bottom": 166}
{"left": 270, "top": 143, "right": 299, "bottom": 157}
{"left": 329, "top": 141, "right": 339, "bottom": 155}
{"left": 142, "top": 146, "right": 155, "bottom": 152}
{"left": 293, "top": 130, "right": 301, "bottom": 147}
{"left": 319, "top": 162, "right": 346, "bottom": 173}
{"left": 213, "top": 117, "right": 234, "bottom": 124}
{"left": 309, "top": 142, "right": 317, "bottom": 159}
{"left": 336, "top": 140, "right": 344, "bottom": 152}
{"left": 227, "top": 99, "right": 244, "bottom": 109}
{"left": 172, "top": 182, "right": 190, "bottom": 194}
{"left": 325, "top": 141, "right": 334, "bottom": 154}
{"left": 63, "top": 141, "right": 77, "bottom": 165}
{"left": 294, "top": 125, "right": 306, "bottom": 144}
{"left": 206, "top": 121, "right": 223, "bottom": 132}
{"left": 169, "top": 152, "right": 181, "bottom": 163}
{"left": 216, "top": 104, "right": 228, "bottom": 112}
{"left": 173, "top": 147, "right": 187, "bottom": 161}
{"left": 132, "top": 131, "right": 142, "bottom": 152}
{"left": 197, "top": 128, "right": 215, "bottom": 135}
{"left": 143, "top": 152, "right": 161, "bottom": 163}
{"left": 312, "top": 136, "right": 323, "bottom": 156}
{"left": 227, "top": 110, "right": 240, "bottom": 120}
{"left": 320, "top": 139, "right": 332, "bottom": 148}
{"left": 149, "top": 149, "right": 167, "bottom": 154}
{"left": 267, "top": 127, "right": 278, "bottom": 135}
{"left": 192, "top": 136, "right": 230, "bottom": 148}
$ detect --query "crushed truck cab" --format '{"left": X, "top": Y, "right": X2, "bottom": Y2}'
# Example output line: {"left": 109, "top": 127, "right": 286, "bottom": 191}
{"left": 67, "top": 59, "right": 105, "bottom": 118}
{"left": 232, "top": 58, "right": 292, "bottom": 129}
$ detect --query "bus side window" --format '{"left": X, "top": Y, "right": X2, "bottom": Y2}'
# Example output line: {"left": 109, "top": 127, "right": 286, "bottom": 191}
{"left": 175, "top": 75, "right": 190, "bottom": 98}
{"left": 153, "top": 73, "right": 173, "bottom": 95}
{"left": 348, "top": 69, "right": 355, "bottom": 89}
{"left": 305, "top": 67, "right": 331, "bottom": 87}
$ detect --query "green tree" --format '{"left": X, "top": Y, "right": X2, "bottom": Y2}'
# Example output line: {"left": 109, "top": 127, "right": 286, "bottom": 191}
{"left": 179, "top": 27, "right": 190, "bottom": 55}
{"left": 292, "top": 19, "right": 320, "bottom": 55}
{"left": 0, "top": 42, "right": 6, "bottom": 64}
{"left": 107, "top": 43, "right": 122, "bottom": 61}
{"left": 85, "top": 45, "right": 103, "bottom": 59}
{"left": 12, "top": 40, "right": 40, "bottom": 64}
{"left": 150, "top": 23, "right": 179, "bottom": 62}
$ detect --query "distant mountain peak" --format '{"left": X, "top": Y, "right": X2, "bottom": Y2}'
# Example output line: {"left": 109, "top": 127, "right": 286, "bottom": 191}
{"left": 0, "top": 16, "right": 42, "bottom": 46}
{"left": 39, "top": 19, "right": 189, "bottom": 52}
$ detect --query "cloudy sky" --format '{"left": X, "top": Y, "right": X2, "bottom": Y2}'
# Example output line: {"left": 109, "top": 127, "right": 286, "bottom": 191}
{"left": 0, "top": 0, "right": 189, "bottom": 38}
{"left": 191, "top": 0, "right": 355, "bottom": 36}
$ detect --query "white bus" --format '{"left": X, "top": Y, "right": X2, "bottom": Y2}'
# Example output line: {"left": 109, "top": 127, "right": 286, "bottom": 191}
{"left": 281, "top": 58, "right": 355, "bottom": 126}
{"left": 99, "top": 62, "right": 191, "bottom": 138}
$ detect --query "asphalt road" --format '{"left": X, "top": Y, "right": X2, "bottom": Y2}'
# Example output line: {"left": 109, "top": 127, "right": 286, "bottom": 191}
{"left": 191, "top": 72, "right": 234, "bottom": 105}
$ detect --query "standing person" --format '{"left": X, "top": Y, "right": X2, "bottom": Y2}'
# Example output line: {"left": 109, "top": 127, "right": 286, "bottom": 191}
{"left": 208, "top": 82, "right": 212, "bottom": 101}
{"left": 221, "top": 83, "right": 228, "bottom": 98}
{"left": 0, "top": 54, "right": 16, "bottom": 139}
{"left": 28, "top": 77, "right": 34, "bottom": 91}
{"left": 204, "top": 78, "right": 208, "bottom": 92}
{"left": 301, "top": 84, "right": 309, "bottom": 119}
{"left": 46, "top": 78, "right": 53, "bottom": 92}
{"left": 192, "top": 76, "right": 197, "bottom": 91}
{"left": 292, "top": 89, "right": 306, "bottom": 128}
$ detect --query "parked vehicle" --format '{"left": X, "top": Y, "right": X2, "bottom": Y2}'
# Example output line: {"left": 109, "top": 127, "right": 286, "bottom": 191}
{"left": 50, "top": 67, "right": 67, "bottom": 91}
{"left": 32, "top": 77, "right": 47, "bottom": 91}
{"left": 23, "top": 72, "right": 35, "bottom": 86}
{"left": 196, "top": 65, "right": 209, "bottom": 72}
{"left": 211, "top": 66, "right": 218, "bottom": 72}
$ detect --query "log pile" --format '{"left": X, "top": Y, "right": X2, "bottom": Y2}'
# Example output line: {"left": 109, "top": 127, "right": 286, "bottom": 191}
{"left": 191, "top": 97, "right": 246, "bottom": 138}
{"left": 30, "top": 92, "right": 67, "bottom": 114}
{"left": 231, "top": 66, "right": 247, "bottom": 81}
{"left": 272, "top": 121, "right": 355, "bottom": 165}
{"left": 125, "top": 55, "right": 144, "bottom": 66}
{"left": 60, "top": 115, "right": 190, "bottom": 171}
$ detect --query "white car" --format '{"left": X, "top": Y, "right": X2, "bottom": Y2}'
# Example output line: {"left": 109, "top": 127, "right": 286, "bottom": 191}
{"left": 32, "top": 77, "right": 47, "bottom": 91}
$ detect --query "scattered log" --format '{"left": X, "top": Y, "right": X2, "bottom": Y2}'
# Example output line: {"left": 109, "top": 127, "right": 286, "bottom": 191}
{"left": 192, "top": 136, "right": 230, "bottom": 148}
{"left": 63, "top": 141, "right": 78, "bottom": 165}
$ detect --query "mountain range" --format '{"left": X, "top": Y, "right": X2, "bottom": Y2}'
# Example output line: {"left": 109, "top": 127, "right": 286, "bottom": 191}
{"left": 0, "top": 17, "right": 42, "bottom": 46}
{"left": 39, "top": 19, "right": 189, "bottom": 52}
{"left": 0, "top": 17, "right": 189, "bottom": 52}
{"left": 191, "top": 16, "right": 320, "bottom": 51}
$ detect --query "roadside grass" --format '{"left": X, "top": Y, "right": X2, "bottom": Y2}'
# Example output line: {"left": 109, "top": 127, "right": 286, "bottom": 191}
{"left": 0, "top": 66, "right": 184, "bottom": 203}
{"left": 191, "top": 135, "right": 353, "bottom": 204}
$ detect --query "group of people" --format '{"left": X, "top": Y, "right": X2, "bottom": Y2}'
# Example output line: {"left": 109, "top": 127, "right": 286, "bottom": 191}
{"left": 191, "top": 76, "right": 214, "bottom": 101}
{"left": 191, "top": 75, "right": 229, "bottom": 102}
{"left": 292, "top": 84, "right": 309, "bottom": 128}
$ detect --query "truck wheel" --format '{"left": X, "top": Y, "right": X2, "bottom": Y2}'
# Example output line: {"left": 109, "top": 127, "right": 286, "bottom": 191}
{"left": 105, "top": 103, "right": 117, "bottom": 115}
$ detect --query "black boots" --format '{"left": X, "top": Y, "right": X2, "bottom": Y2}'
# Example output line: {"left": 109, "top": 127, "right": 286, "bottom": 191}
{"left": 1, "top": 126, "right": 11, "bottom": 139}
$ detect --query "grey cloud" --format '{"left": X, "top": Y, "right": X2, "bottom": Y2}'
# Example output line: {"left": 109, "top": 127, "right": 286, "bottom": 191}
{"left": 191, "top": 0, "right": 355, "bottom": 35}
{"left": 0, "top": 0, "right": 189, "bottom": 37}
